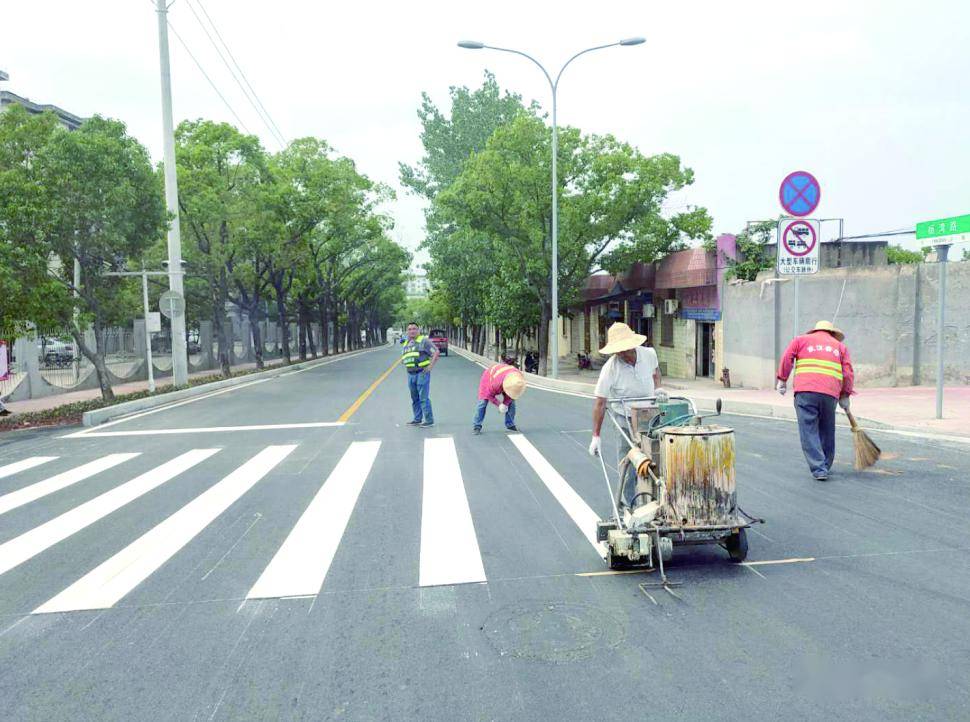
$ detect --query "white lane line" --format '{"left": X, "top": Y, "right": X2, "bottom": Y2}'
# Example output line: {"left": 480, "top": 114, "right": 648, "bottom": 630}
{"left": 419, "top": 437, "right": 486, "bottom": 587}
{"left": 742, "top": 557, "right": 815, "bottom": 567}
{"left": 0, "top": 449, "right": 220, "bottom": 576}
{"left": 0, "top": 454, "right": 140, "bottom": 517}
{"left": 64, "top": 347, "right": 381, "bottom": 438}
{"left": 0, "top": 456, "right": 59, "bottom": 480}
{"left": 247, "top": 441, "right": 381, "bottom": 599}
{"left": 508, "top": 434, "right": 607, "bottom": 559}
{"left": 73, "top": 421, "right": 345, "bottom": 438}
{"left": 33, "top": 445, "right": 296, "bottom": 614}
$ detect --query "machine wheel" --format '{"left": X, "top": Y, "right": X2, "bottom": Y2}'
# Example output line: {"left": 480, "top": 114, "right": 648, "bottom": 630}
{"left": 606, "top": 548, "right": 626, "bottom": 570}
{"left": 725, "top": 528, "right": 748, "bottom": 563}
{"left": 651, "top": 536, "right": 673, "bottom": 567}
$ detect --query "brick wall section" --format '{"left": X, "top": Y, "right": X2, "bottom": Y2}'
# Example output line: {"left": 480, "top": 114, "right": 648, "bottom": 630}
{"left": 656, "top": 318, "right": 696, "bottom": 379}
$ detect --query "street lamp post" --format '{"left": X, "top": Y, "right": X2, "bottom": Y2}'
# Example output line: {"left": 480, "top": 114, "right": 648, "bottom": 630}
{"left": 458, "top": 37, "right": 644, "bottom": 378}
{"left": 155, "top": 0, "right": 189, "bottom": 386}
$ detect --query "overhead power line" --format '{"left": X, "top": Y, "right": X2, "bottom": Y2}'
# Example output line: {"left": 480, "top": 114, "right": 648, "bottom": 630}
{"left": 185, "top": 0, "right": 287, "bottom": 148}
{"left": 167, "top": 20, "right": 254, "bottom": 135}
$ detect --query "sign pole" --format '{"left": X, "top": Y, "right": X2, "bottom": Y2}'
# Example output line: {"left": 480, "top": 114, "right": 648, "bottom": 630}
{"left": 793, "top": 276, "right": 800, "bottom": 340}
{"left": 142, "top": 268, "right": 155, "bottom": 393}
{"left": 935, "top": 244, "right": 950, "bottom": 419}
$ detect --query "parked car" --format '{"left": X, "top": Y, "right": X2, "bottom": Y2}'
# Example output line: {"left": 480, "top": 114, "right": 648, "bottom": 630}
{"left": 428, "top": 329, "right": 448, "bottom": 356}
{"left": 39, "top": 339, "right": 75, "bottom": 368}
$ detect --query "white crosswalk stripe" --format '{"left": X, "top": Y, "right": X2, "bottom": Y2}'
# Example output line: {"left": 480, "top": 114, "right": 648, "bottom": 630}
{"left": 0, "top": 453, "right": 140, "bottom": 517}
{"left": 2, "top": 432, "right": 608, "bottom": 614}
{"left": 34, "top": 445, "right": 296, "bottom": 614}
{"left": 247, "top": 440, "right": 381, "bottom": 600}
{"left": 0, "top": 449, "right": 219, "bottom": 577}
{"left": 0, "top": 456, "right": 58, "bottom": 481}
{"left": 419, "top": 437, "right": 486, "bottom": 587}
{"left": 508, "top": 434, "right": 607, "bottom": 559}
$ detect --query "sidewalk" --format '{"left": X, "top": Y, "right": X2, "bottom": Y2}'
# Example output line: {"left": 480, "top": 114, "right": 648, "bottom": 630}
{"left": 556, "top": 364, "right": 970, "bottom": 438}
{"left": 3, "top": 358, "right": 283, "bottom": 415}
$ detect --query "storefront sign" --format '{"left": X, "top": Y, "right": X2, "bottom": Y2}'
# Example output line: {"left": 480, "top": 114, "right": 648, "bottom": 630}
{"left": 680, "top": 308, "right": 721, "bottom": 322}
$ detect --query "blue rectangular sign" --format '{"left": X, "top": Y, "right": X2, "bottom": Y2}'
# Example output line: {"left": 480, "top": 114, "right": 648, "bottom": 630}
{"left": 679, "top": 308, "right": 721, "bottom": 322}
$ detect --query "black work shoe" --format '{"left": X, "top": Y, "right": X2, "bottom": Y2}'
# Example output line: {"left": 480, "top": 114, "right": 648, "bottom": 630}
{"left": 420, "top": 421, "right": 435, "bottom": 428}
{"left": 406, "top": 420, "right": 422, "bottom": 426}
{"left": 505, "top": 425, "right": 518, "bottom": 432}
{"left": 473, "top": 426, "right": 482, "bottom": 435}
{"left": 813, "top": 472, "right": 829, "bottom": 481}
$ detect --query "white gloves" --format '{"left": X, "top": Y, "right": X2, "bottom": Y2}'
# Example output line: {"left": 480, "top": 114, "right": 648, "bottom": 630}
{"left": 776, "top": 380, "right": 787, "bottom": 395}
{"left": 654, "top": 388, "right": 669, "bottom": 404}
{"left": 498, "top": 403, "right": 508, "bottom": 414}
{"left": 839, "top": 395, "right": 850, "bottom": 410}
{"left": 588, "top": 436, "right": 601, "bottom": 456}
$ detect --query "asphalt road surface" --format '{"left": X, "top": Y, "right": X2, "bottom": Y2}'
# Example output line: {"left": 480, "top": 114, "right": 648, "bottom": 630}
{"left": 1, "top": 345, "right": 968, "bottom": 721}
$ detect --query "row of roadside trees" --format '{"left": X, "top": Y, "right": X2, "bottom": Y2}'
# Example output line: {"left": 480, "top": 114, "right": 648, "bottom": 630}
{"left": 0, "top": 105, "right": 409, "bottom": 400}
{"left": 399, "top": 72, "right": 713, "bottom": 375}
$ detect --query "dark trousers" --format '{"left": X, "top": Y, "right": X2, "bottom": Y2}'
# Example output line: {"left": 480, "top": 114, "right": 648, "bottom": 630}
{"left": 795, "top": 391, "right": 836, "bottom": 476}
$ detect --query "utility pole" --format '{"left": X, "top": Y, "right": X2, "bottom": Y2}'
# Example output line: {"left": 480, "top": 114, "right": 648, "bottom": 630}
{"left": 155, "top": 0, "right": 188, "bottom": 386}
{"left": 934, "top": 243, "right": 950, "bottom": 419}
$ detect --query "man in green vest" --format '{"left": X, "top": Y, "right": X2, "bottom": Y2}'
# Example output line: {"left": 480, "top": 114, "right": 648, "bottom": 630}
{"left": 401, "top": 322, "right": 439, "bottom": 428}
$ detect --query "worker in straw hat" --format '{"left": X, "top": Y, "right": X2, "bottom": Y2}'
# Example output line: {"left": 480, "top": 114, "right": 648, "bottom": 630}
{"left": 776, "top": 320, "right": 855, "bottom": 481}
{"left": 589, "top": 322, "right": 664, "bottom": 505}
{"left": 473, "top": 361, "right": 526, "bottom": 434}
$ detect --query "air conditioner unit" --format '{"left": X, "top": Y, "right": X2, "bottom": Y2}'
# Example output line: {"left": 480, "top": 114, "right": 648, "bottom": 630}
{"left": 642, "top": 303, "right": 655, "bottom": 318}
{"left": 664, "top": 299, "right": 679, "bottom": 315}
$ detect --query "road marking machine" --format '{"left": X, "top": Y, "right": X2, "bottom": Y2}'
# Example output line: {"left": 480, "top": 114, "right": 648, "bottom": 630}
{"left": 595, "top": 394, "right": 763, "bottom": 590}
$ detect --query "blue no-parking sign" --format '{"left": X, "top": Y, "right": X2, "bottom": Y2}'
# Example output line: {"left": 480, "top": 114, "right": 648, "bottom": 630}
{"left": 779, "top": 171, "right": 821, "bottom": 217}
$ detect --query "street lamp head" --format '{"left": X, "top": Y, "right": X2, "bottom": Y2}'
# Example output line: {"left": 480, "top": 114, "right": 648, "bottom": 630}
{"left": 457, "top": 40, "right": 485, "bottom": 49}
{"left": 619, "top": 37, "right": 646, "bottom": 46}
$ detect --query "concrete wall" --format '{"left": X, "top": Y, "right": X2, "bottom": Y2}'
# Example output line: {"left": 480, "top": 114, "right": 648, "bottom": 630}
{"left": 722, "top": 261, "right": 970, "bottom": 389}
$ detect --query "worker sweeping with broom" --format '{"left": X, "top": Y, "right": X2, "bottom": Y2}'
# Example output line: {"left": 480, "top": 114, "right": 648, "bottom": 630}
{"left": 776, "top": 320, "right": 876, "bottom": 479}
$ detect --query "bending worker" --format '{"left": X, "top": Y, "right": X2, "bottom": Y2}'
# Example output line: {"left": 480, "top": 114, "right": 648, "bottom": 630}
{"left": 473, "top": 361, "right": 526, "bottom": 434}
{"left": 401, "top": 322, "right": 439, "bottom": 428}
{"left": 588, "top": 322, "right": 662, "bottom": 506}
{"left": 776, "top": 320, "right": 854, "bottom": 481}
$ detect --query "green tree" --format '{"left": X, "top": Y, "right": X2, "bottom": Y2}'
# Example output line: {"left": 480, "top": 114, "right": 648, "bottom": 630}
{"left": 0, "top": 106, "right": 69, "bottom": 332}
{"left": 721, "top": 219, "right": 778, "bottom": 281}
{"left": 35, "top": 115, "right": 165, "bottom": 399}
{"left": 175, "top": 119, "right": 268, "bottom": 376}
{"left": 437, "top": 113, "right": 707, "bottom": 374}
{"left": 886, "top": 244, "right": 929, "bottom": 264}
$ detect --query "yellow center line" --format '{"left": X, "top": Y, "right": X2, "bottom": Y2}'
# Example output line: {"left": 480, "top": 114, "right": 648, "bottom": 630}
{"left": 337, "top": 359, "right": 401, "bottom": 423}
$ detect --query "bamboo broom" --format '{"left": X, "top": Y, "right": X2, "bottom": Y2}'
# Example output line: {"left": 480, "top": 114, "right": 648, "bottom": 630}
{"left": 844, "top": 408, "right": 881, "bottom": 470}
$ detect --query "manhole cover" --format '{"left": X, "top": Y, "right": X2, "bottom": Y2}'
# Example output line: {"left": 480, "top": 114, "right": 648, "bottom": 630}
{"left": 482, "top": 602, "right": 624, "bottom": 663}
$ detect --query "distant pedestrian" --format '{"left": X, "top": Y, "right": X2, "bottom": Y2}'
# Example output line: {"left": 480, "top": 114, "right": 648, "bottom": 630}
{"left": 473, "top": 363, "right": 526, "bottom": 434}
{"left": 401, "top": 322, "right": 439, "bottom": 428}
{"left": 776, "top": 320, "right": 855, "bottom": 481}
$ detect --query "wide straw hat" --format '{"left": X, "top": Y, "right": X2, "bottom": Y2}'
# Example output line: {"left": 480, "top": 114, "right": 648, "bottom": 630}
{"left": 807, "top": 320, "right": 845, "bottom": 342}
{"left": 598, "top": 322, "right": 647, "bottom": 355}
{"left": 502, "top": 371, "right": 526, "bottom": 399}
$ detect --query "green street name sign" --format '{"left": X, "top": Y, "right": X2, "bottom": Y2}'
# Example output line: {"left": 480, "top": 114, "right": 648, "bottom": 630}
{"left": 916, "top": 213, "right": 970, "bottom": 240}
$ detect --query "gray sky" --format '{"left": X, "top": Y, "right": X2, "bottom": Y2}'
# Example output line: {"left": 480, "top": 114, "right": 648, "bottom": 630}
{"left": 4, "top": 0, "right": 968, "bottom": 264}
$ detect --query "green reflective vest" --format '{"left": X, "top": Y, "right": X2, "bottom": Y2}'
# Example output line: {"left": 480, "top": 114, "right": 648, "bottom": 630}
{"left": 401, "top": 335, "right": 432, "bottom": 369}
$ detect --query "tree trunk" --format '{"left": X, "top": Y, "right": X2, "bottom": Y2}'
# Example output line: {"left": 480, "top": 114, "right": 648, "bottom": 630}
{"left": 73, "top": 323, "right": 114, "bottom": 401}
{"left": 250, "top": 314, "right": 264, "bottom": 370}
{"left": 297, "top": 305, "right": 308, "bottom": 361}
{"left": 318, "top": 301, "right": 330, "bottom": 356}
{"left": 275, "top": 291, "right": 291, "bottom": 364}
{"left": 538, "top": 303, "right": 551, "bottom": 376}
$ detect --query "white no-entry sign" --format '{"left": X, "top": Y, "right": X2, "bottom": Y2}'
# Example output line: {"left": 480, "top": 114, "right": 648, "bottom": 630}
{"left": 777, "top": 218, "right": 820, "bottom": 275}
